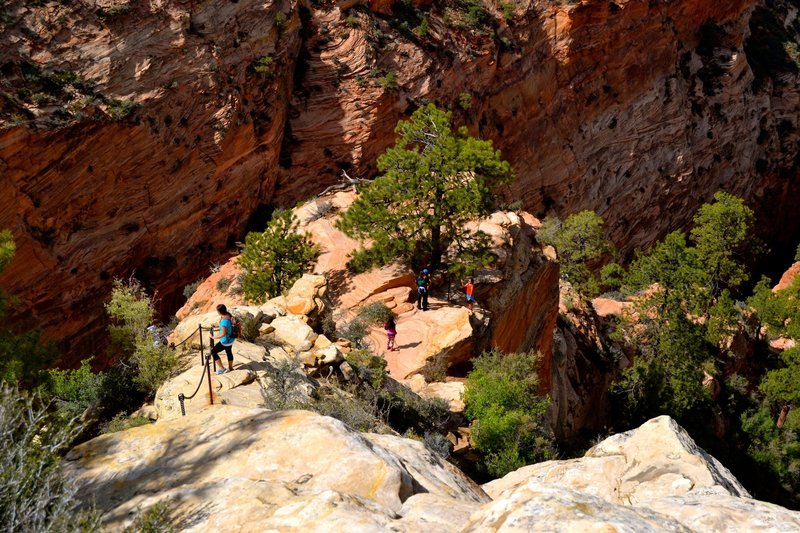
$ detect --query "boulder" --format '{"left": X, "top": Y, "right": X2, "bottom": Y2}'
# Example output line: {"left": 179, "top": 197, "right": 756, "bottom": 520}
{"left": 285, "top": 274, "right": 328, "bottom": 317}
{"left": 317, "top": 344, "right": 344, "bottom": 365}
{"left": 402, "top": 375, "right": 465, "bottom": 413}
{"left": 270, "top": 315, "right": 318, "bottom": 352}
{"left": 484, "top": 416, "right": 748, "bottom": 503}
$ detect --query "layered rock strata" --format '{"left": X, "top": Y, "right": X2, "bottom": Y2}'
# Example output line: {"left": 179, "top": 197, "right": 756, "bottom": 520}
{"left": 2, "top": 0, "right": 798, "bottom": 364}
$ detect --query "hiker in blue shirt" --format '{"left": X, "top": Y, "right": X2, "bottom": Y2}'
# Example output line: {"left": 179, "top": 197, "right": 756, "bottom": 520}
{"left": 210, "top": 304, "right": 235, "bottom": 374}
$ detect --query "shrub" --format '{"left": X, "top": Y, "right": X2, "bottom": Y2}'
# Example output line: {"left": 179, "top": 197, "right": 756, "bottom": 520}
{"left": 345, "top": 14, "right": 360, "bottom": 28}
{"left": 253, "top": 55, "right": 273, "bottom": 74}
{"left": 379, "top": 71, "right": 398, "bottom": 91}
{"left": 310, "top": 384, "right": 389, "bottom": 433}
{"left": 238, "top": 210, "right": 319, "bottom": 302}
{"left": 47, "top": 358, "right": 103, "bottom": 423}
{"left": 106, "top": 279, "right": 179, "bottom": 396}
{"left": 795, "top": 243, "right": 800, "bottom": 262}
{"left": 424, "top": 431, "right": 452, "bottom": 458}
{"left": 458, "top": 91, "right": 472, "bottom": 110}
{"left": 106, "top": 99, "right": 136, "bottom": 120}
{"left": 500, "top": 2, "right": 515, "bottom": 22}
{"left": 421, "top": 350, "right": 450, "bottom": 382}
{"left": 239, "top": 313, "right": 260, "bottom": 342}
{"left": 275, "top": 11, "right": 287, "bottom": 33}
{"left": 216, "top": 277, "right": 231, "bottom": 292}
{"left": 357, "top": 302, "right": 393, "bottom": 325}
{"left": 260, "top": 357, "right": 307, "bottom": 410}
{"left": 0, "top": 385, "right": 101, "bottom": 532}
{"left": 338, "top": 318, "right": 369, "bottom": 349}
{"left": 123, "top": 500, "right": 175, "bottom": 533}
{"left": 346, "top": 348, "right": 388, "bottom": 389}
{"left": 463, "top": 350, "right": 554, "bottom": 478}
{"left": 413, "top": 17, "right": 429, "bottom": 38}
{"left": 182, "top": 280, "right": 201, "bottom": 299}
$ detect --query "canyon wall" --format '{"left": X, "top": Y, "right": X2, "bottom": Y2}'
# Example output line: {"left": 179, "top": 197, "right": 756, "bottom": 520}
{"left": 1, "top": 0, "right": 798, "bottom": 361}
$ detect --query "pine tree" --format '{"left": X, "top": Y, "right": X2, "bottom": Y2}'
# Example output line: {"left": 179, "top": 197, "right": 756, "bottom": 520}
{"left": 336, "top": 104, "right": 512, "bottom": 272}
{"left": 238, "top": 210, "right": 319, "bottom": 302}
{"left": 539, "top": 211, "right": 613, "bottom": 296}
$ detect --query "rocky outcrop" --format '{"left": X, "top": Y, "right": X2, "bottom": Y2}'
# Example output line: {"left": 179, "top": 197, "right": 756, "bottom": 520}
{"left": 548, "top": 283, "right": 626, "bottom": 441}
{"left": 64, "top": 410, "right": 800, "bottom": 531}
{"left": 64, "top": 406, "right": 489, "bottom": 532}
{"left": 775, "top": 261, "right": 800, "bottom": 292}
{"left": 3, "top": 0, "right": 799, "bottom": 364}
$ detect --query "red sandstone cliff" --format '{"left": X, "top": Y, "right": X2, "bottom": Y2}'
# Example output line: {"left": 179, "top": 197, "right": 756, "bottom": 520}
{"left": 1, "top": 0, "right": 798, "bottom": 361}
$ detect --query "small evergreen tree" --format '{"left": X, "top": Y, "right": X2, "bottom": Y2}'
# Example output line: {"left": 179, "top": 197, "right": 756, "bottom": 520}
{"left": 336, "top": 104, "right": 512, "bottom": 272}
{"left": 690, "top": 191, "right": 758, "bottom": 300}
{"left": 238, "top": 209, "right": 319, "bottom": 302}
{"left": 538, "top": 211, "right": 614, "bottom": 297}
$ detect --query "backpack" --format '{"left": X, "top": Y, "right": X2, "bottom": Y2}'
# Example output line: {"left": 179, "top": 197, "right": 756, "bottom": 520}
{"left": 228, "top": 314, "right": 242, "bottom": 340}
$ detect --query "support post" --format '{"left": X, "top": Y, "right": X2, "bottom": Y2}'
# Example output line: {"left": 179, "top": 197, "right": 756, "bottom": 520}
{"left": 198, "top": 325, "right": 204, "bottom": 366}
{"left": 209, "top": 326, "right": 217, "bottom": 372}
{"left": 206, "top": 353, "right": 214, "bottom": 405}
{"left": 178, "top": 393, "right": 186, "bottom": 416}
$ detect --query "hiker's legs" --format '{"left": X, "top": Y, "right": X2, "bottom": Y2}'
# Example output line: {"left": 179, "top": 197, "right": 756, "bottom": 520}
{"left": 422, "top": 291, "right": 428, "bottom": 310}
{"left": 416, "top": 291, "right": 423, "bottom": 309}
{"left": 223, "top": 344, "right": 234, "bottom": 370}
{"left": 210, "top": 342, "right": 224, "bottom": 370}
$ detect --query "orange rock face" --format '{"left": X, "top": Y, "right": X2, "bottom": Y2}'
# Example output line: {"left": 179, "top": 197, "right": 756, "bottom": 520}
{"left": 1, "top": 0, "right": 799, "bottom": 362}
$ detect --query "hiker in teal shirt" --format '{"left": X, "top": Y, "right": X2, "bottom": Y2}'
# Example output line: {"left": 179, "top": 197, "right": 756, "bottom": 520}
{"left": 210, "top": 304, "right": 235, "bottom": 374}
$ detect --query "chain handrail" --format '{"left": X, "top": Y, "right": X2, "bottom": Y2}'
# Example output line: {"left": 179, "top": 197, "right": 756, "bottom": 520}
{"left": 177, "top": 324, "right": 216, "bottom": 416}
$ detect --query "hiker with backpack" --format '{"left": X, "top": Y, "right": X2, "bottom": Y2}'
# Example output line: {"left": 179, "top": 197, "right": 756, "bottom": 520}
{"left": 210, "top": 303, "right": 238, "bottom": 374}
{"left": 416, "top": 269, "right": 430, "bottom": 311}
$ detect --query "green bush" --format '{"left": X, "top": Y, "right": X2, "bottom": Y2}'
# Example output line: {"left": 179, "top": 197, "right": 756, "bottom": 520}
{"left": 357, "top": 302, "right": 393, "bottom": 325}
{"left": 379, "top": 71, "right": 398, "bottom": 91}
{"left": 106, "top": 99, "right": 136, "bottom": 120}
{"left": 458, "top": 91, "right": 472, "bottom": 110}
{"left": 106, "top": 279, "right": 179, "bottom": 396}
{"left": 253, "top": 55, "right": 273, "bottom": 74}
{"left": 538, "top": 210, "right": 613, "bottom": 297}
{"left": 346, "top": 348, "right": 388, "bottom": 389}
{"left": 216, "top": 277, "right": 231, "bottom": 292}
{"left": 0, "top": 385, "right": 101, "bottom": 532}
{"left": 260, "top": 357, "right": 307, "bottom": 410}
{"left": 500, "top": 2, "right": 515, "bottom": 22}
{"left": 238, "top": 209, "right": 319, "bottom": 302}
{"left": 0, "top": 230, "right": 57, "bottom": 386}
{"left": 182, "top": 280, "right": 201, "bottom": 299}
{"left": 463, "top": 350, "right": 554, "bottom": 478}
{"left": 239, "top": 314, "right": 260, "bottom": 342}
{"left": 123, "top": 500, "right": 175, "bottom": 533}
{"left": 47, "top": 358, "right": 103, "bottom": 423}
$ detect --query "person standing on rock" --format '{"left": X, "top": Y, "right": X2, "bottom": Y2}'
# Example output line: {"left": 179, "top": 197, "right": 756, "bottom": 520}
{"left": 416, "top": 269, "right": 430, "bottom": 311}
{"left": 210, "top": 304, "right": 235, "bottom": 375}
{"left": 385, "top": 315, "right": 398, "bottom": 351}
{"left": 463, "top": 277, "right": 475, "bottom": 312}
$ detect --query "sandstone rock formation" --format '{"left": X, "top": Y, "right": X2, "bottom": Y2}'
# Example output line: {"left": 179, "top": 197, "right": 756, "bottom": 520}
{"left": 3, "top": 0, "right": 798, "bottom": 365}
{"left": 64, "top": 409, "right": 800, "bottom": 531}
{"left": 547, "top": 283, "right": 626, "bottom": 440}
{"left": 64, "top": 406, "right": 489, "bottom": 532}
